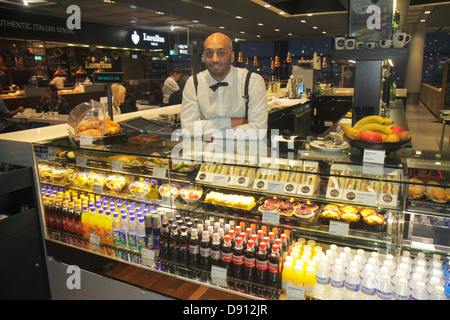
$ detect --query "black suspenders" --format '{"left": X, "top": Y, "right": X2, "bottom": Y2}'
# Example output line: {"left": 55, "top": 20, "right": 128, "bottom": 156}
{"left": 193, "top": 71, "right": 252, "bottom": 120}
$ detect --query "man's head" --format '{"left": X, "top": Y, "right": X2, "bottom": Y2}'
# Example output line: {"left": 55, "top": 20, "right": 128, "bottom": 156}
{"left": 171, "top": 67, "right": 182, "bottom": 81}
{"left": 46, "top": 84, "right": 58, "bottom": 98}
{"left": 203, "top": 32, "right": 234, "bottom": 81}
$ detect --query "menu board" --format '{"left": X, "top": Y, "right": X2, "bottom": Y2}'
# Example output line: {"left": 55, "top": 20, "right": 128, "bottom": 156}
{"left": 348, "top": 0, "right": 393, "bottom": 41}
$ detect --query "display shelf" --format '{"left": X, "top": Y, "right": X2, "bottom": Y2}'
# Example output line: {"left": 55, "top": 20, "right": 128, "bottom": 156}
{"left": 32, "top": 137, "right": 450, "bottom": 300}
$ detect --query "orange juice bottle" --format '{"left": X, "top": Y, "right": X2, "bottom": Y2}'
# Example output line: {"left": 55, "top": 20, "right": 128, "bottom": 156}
{"left": 304, "top": 266, "right": 316, "bottom": 297}
{"left": 292, "top": 264, "right": 304, "bottom": 288}
{"left": 281, "top": 261, "right": 294, "bottom": 291}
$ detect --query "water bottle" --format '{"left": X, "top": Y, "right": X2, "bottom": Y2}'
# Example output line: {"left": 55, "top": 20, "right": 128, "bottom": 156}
{"left": 412, "top": 252, "right": 426, "bottom": 268}
{"left": 137, "top": 215, "right": 146, "bottom": 251}
{"left": 398, "top": 262, "right": 412, "bottom": 280}
{"left": 314, "top": 261, "right": 330, "bottom": 300}
{"left": 329, "top": 264, "right": 345, "bottom": 300}
{"left": 428, "top": 254, "right": 442, "bottom": 270}
{"left": 360, "top": 271, "right": 377, "bottom": 300}
{"left": 344, "top": 267, "right": 361, "bottom": 300}
{"left": 426, "top": 276, "right": 441, "bottom": 296}
{"left": 409, "top": 273, "right": 423, "bottom": 291}
{"left": 367, "top": 257, "right": 380, "bottom": 275}
{"left": 128, "top": 215, "right": 138, "bottom": 251}
{"left": 392, "top": 269, "right": 407, "bottom": 287}
{"left": 360, "top": 263, "right": 374, "bottom": 280}
{"left": 430, "top": 285, "right": 448, "bottom": 300}
{"left": 394, "top": 277, "right": 411, "bottom": 300}
{"left": 376, "top": 274, "right": 394, "bottom": 300}
{"left": 411, "top": 281, "right": 429, "bottom": 300}
{"left": 120, "top": 210, "right": 129, "bottom": 248}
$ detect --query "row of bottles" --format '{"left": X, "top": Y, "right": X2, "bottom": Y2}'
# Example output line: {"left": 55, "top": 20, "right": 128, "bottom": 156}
{"left": 281, "top": 241, "right": 449, "bottom": 300}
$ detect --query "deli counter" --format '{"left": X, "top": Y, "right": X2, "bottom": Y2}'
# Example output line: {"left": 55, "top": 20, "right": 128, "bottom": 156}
{"left": 0, "top": 106, "right": 449, "bottom": 300}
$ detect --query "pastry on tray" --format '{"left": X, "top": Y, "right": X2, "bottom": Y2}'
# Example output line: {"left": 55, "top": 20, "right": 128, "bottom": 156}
{"left": 264, "top": 196, "right": 283, "bottom": 208}
{"left": 319, "top": 209, "right": 340, "bottom": 220}
{"left": 359, "top": 208, "right": 377, "bottom": 217}
{"left": 340, "top": 212, "right": 360, "bottom": 223}
{"left": 363, "top": 213, "right": 385, "bottom": 225}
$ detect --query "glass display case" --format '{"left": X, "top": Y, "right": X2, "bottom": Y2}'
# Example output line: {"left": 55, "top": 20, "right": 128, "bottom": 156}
{"left": 32, "top": 137, "right": 450, "bottom": 300}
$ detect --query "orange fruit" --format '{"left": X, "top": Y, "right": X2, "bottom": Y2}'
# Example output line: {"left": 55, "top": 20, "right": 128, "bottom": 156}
{"left": 398, "top": 131, "right": 411, "bottom": 141}
{"left": 384, "top": 134, "right": 400, "bottom": 142}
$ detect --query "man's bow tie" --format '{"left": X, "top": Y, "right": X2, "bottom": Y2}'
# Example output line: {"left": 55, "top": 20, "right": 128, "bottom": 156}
{"left": 209, "top": 82, "right": 229, "bottom": 92}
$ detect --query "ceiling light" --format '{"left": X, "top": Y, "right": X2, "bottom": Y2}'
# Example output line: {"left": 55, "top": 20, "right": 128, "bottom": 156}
{"left": 424, "top": 10, "right": 431, "bottom": 14}
{"left": 219, "top": 26, "right": 225, "bottom": 29}
{"left": 279, "top": 12, "right": 285, "bottom": 15}
{"left": 204, "top": 6, "right": 212, "bottom": 9}
{"left": 275, "top": 29, "right": 280, "bottom": 31}
{"left": 307, "top": 13, "right": 313, "bottom": 16}
{"left": 420, "top": 19, "right": 426, "bottom": 22}
{"left": 312, "top": 26, "right": 318, "bottom": 29}
{"left": 256, "top": 35, "right": 261, "bottom": 38}
{"left": 322, "top": 31, "right": 327, "bottom": 34}
{"left": 258, "top": 23, "right": 264, "bottom": 26}
{"left": 23, "top": 0, "right": 28, "bottom": 5}
{"left": 156, "top": 11, "right": 164, "bottom": 15}
{"left": 300, "top": 20, "right": 306, "bottom": 23}
{"left": 264, "top": 4, "right": 271, "bottom": 8}
{"left": 235, "top": 16, "right": 242, "bottom": 19}
{"left": 193, "top": 20, "right": 199, "bottom": 23}
{"left": 288, "top": 33, "right": 293, "bottom": 36}
{"left": 240, "top": 31, "right": 245, "bottom": 34}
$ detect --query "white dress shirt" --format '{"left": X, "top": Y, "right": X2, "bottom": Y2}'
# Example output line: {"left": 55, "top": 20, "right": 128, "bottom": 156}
{"left": 163, "top": 76, "right": 180, "bottom": 104}
{"left": 181, "top": 66, "right": 268, "bottom": 138}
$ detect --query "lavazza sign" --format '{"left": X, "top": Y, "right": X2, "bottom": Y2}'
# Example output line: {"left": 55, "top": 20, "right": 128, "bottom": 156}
{"left": 131, "top": 30, "right": 165, "bottom": 47}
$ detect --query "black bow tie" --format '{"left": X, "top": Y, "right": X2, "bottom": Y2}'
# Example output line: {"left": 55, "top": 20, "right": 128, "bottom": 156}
{"left": 210, "top": 82, "right": 229, "bottom": 92}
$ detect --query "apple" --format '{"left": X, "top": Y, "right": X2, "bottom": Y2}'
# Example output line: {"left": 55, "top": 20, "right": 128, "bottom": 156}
{"left": 391, "top": 126, "right": 405, "bottom": 135}
{"left": 361, "top": 130, "right": 382, "bottom": 142}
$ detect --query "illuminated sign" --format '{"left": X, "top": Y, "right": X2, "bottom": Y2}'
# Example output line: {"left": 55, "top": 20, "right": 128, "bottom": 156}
{"left": 93, "top": 72, "right": 124, "bottom": 84}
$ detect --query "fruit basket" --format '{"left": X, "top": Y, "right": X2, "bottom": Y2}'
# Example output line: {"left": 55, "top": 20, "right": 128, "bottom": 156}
{"left": 344, "top": 135, "right": 411, "bottom": 153}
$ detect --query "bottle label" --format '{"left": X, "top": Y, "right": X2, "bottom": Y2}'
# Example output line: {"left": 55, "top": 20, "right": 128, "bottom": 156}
{"left": 200, "top": 247, "right": 210, "bottom": 257}
{"left": 189, "top": 244, "right": 199, "bottom": 255}
{"left": 233, "top": 254, "right": 244, "bottom": 266}
{"left": 222, "top": 251, "right": 233, "bottom": 263}
{"left": 268, "top": 261, "right": 280, "bottom": 274}
{"left": 345, "top": 282, "right": 360, "bottom": 292}
{"left": 211, "top": 249, "right": 221, "bottom": 261}
{"left": 330, "top": 279, "right": 344, "bottom": 289}
{"left": 377, "top": 290, "right": 393, "bottom": 300}
{"left": 244, "top": 257, "right": 256, "bottom": 268}
{"left": 113, "top": 229, "right": 121, "bottom": 245}
{"left": 256, "top": 259, "right": 269, "bottom": 271}
{"left": 316, "top": 276, "right": 329, "bottom": 285}
{"left": 361, "top": 285, "right": 376, "bottom": 296}
{"left": 128, "top": 231, "right": 137, "bottom": 249}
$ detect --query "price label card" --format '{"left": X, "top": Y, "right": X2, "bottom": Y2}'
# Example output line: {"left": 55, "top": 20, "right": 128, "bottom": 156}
{"left": 363, "top": 149, "right": 386, "bottom": 164}
{"left": 211, "top": 265, "right": 228, "bottom": 287}
{"left": 211, "top": 174, "right": 229, "bottom": 186}
{"left": 355, "top": 192, "right": 378, "bottom": 206}
{"left": 79, "top": 135, "right": 94, "bottom": 146}
{"left": 267, "top": 181, "right": 286, "bottom": 194}
{"left": 76, "top": 157, "right": 87, "bottom": 167}
{"left": 286, "top": 284, "right": 305, "bottom": 300}
{"left": 141, "top": 248, "right": 155, "bottom": 267}
{"left": 329, "top": 220, "right": 349, "bottom": 236}
{"left": 111, "top": 160, "right": 123, "bottom": 172}
{"left": 89, "top": 234, "right": 102, "bottom": 252}
{"left": 262, "top": 210, "right": 280, "bottom": 225}
{"left": 152, "top": 167, "right": 167, "bottom": 179}
{"left": 160, "top": 196, "right": 171, "bottom": 207}
{"left": 92, "top": 183, "right": 103, "bottom": 194}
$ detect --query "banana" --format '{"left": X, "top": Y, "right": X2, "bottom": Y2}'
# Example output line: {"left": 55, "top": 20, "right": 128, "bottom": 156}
{"left": 354, "top": 115, "right": 393, "bottom": 129}
{"left": 359, "top": 123, "right": 393, "bottom": 135}
{"left": 340, "top": 123, "right": 362, "bottom": 140}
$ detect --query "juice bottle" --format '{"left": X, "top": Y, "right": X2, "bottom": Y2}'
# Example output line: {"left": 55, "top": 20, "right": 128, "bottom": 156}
{"left": 304, "top": 266, "right": 316, "bottom": 298}
{"left": 89, "top": 206, "right": 98, "bottom": 239}
{"left": 81, "top": 205, "right": 90, "bottom": 239}
{"left": 281, "top": 261, "right": 294, "bottom": 291}
{"left": 103, "top": 210, "right": 113, "bottom": 245}
{"left": 292, "top": 264, "right": 304, "bottom": 288}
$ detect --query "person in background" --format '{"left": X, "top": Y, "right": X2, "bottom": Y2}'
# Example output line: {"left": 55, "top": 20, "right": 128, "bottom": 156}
{"left": 110, "top": 83, "right": 125, "bottom": 115}
{"left": 0, "top": 96, "right": 25, "bottom": 133}
{"left": 119, "top": 86, "right": 138, "bottom": 114}
{"left": 168, "top": 74, "right": 189, "bottom": 105}
{"left": 181, "top": 32, "right": 268, "bottom": 137}
{"left": 148, "top": 80, "right": 163, "bottom": 106}
{"left": 50, "top": 75, "right": 65, "bottom": 89}
{"left": 36, "top": 84, "right": 69, "bottom": 114}
{"left": 163, "top": 67, "right": 182, "bottom": 105}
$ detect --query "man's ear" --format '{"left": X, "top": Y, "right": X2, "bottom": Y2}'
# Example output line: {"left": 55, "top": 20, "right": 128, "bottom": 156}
{"left": 231, "top": 51, "right": 235, "bottom": 63}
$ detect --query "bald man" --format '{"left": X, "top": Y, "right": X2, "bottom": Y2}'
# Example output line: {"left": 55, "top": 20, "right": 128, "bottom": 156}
{"left": 181, "top": 32, "right": 268, "bottom": 138}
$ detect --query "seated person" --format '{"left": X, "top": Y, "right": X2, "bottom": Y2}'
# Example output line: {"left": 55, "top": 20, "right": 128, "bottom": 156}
{"left": 36, "top": 84, "right": 69, "bottom": 114}
{"left": 119, "top": 87, "right": 138, "bottom": 114}
{"left": 168, "top": 75, "right": 189, "bottom": 105}
{"left": 0, "top": 96, "right": 25, "bottom": 133}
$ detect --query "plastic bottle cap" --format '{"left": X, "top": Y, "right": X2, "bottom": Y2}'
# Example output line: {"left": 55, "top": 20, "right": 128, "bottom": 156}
{"left": 294, "top": 265, "right": 303, "bottom": 273}
{"left": 416, "top": 282, "right": 425, "bottom": 290}
{"left": 224, "top": 235, "right": 231, "bottom": 242}
{"left": 399, "top": 278, "right": 408, "bottom": 286}
{"left": 235, "top": 237, "right": 242, "bottom": 244}
{"left": 247, "top": 240, "right": 254, "bottom": 247}
{"left": 284, "top": 262, "right": 292, "bottom": 269}
{"left": 306, "top": 266, "right": 315, "bottom": 274}
{"left": 272, "top": 244, "right": 279, "bottom": 251}
{"left": 259, "top": 242, "right": 266, "bottom": 250}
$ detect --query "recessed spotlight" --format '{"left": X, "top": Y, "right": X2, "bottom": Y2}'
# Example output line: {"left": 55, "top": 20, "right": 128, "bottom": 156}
{"left": 204, "top": 6, "right": 212, "bottom": 9}
{"left": 275, "top": 29, "right": 280, "bottom": 31}
{"left": 240, "top": 31, "right": 245, "bottom": 34}
{"left": 313, "top": 26, "right": 318, "bottom": 29}
{"left": 258, "top": 23, "right": 264, "bottom": 26}
{"left": 256, "top": 35, "right": 261, "bottom": 38}
{"left": 193, "top": 20, "right": 199, "bottom": 23}
{"left": 264, "top": 4, "right": 271, "bottom": 8}
{"left": 288, "top": 33, "right": 293, "bottom": 36}
{"left": 279, "top": 11, "right": 285, "bottom": 15}
{"left": 322, "top": 31, "right": 326, "bottom": 34}
{"left": 300, "top": 20, "right": 306, "bottom": 23}
{"left": 307, "top": 13, "right": 313, "bottom": 16}
{"left": 235, "top": 16, "right": 242, "bottom": 19}
{"left": 420, "top": 19, "right": 426, "bottom": 22}
{"left": 219, "top": 26, "right": 225, "bottom": 29}
{"left": 424, "top": 10, "right": 431, "bottom": 14}
{"left": 156, "top": 11, "right": 164, "bottom": 15}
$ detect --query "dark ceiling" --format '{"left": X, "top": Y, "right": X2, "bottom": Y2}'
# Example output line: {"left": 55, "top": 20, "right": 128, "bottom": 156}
{"left": 1, "top": 0, "right": 450, "bottom": 43}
